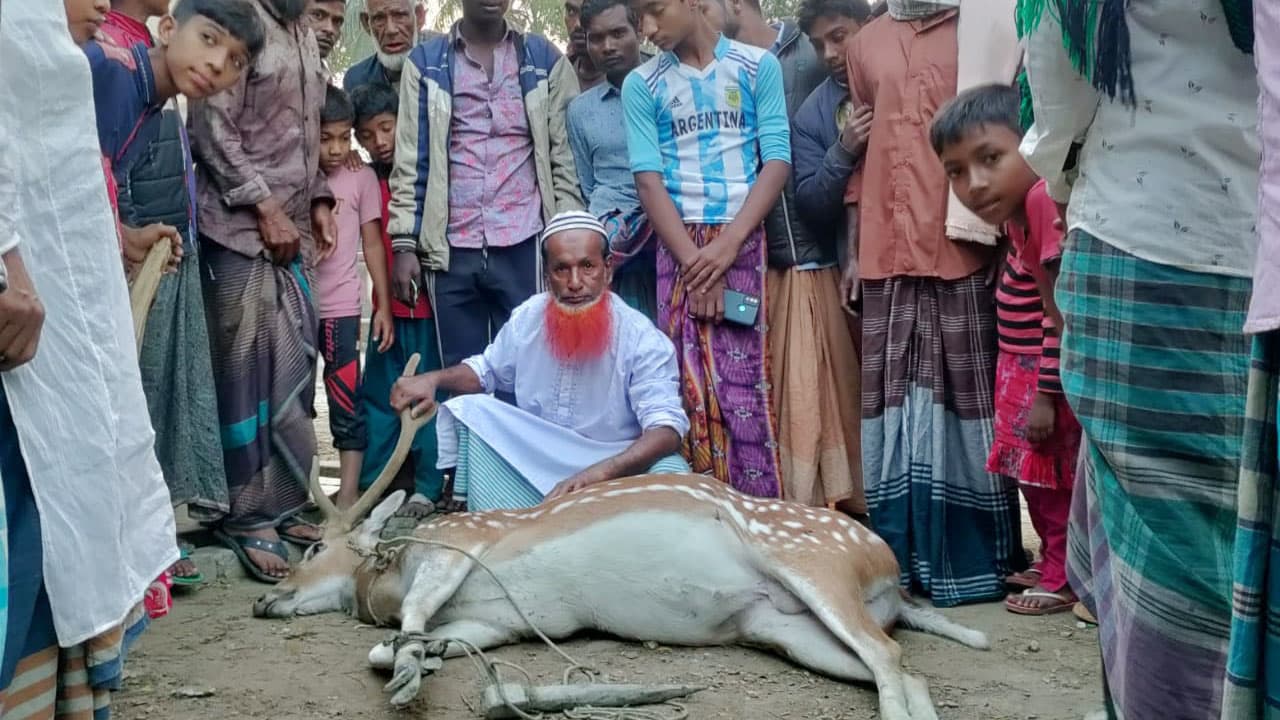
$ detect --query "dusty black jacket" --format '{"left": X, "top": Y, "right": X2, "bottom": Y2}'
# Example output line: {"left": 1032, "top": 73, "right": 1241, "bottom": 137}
{"left": 764, "top": 22, "right": 829, "bottom": 269}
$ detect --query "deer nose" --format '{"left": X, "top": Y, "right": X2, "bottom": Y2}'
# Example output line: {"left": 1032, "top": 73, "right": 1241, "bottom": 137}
{"left": 252, "top": 589, "right": 294, "bottom": 617}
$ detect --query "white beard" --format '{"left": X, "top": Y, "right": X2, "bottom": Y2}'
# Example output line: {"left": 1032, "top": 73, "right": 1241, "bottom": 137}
{"left": 377, "top": 50, "right": 408, "bottom": 73}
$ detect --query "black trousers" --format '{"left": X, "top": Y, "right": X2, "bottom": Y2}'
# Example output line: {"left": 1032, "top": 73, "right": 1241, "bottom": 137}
{"left": 428, "top": 238, "right": 539, "bottom": 368}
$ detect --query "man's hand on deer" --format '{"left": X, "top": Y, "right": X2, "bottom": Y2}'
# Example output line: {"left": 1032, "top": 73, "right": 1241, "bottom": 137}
{"left": 390, "top": 371, "right": 439, "bottom": 419}
{"left": 545, "top": 466, "right": 609, "bottom": 502}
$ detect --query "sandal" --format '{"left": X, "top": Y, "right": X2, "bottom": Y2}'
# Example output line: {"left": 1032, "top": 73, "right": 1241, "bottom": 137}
{"left": 278, "top": 517, "right": 322, "bottom": 548}
{"left": 393, "top": 493, "right": 437, "bottom": 520}
{"left": 1005, "top": 568, "right": 1042, "bottom": 590}
{"left": 213, "top": 528, "right": 291, "bottom": 584}
{"left": 170, "top": 546, "right": 205, "bottom": 588}
{"left": 1005, "top": 588, "right": 1076, "bottom": 616}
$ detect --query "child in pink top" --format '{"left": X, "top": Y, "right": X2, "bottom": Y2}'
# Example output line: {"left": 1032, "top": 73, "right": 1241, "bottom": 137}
{"left": 932, "top": 84, "right": 1083, "bottom": 616}
{"left": 315, "top": 86, "right": 394, "bottom": 497}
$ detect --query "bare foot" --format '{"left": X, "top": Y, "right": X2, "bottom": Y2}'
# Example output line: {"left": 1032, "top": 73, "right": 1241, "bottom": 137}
{"left": 279, "top": 518, "right": 323, "bottom": 545}
{"left": 231, "top": 527, "right": 290, "bottom": 579}
{"left": 1005, "top": 568, "right": 1042, "bottom": 589}
{"left": 170, "top": 556, "right": 200, "bottom": 580}
{"left": 1005, "top": 584, "right": 1076, "bottom": 615}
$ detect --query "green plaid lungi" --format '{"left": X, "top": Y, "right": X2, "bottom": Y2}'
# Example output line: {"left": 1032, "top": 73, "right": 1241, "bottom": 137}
{"left": 1223, "top": 332, "right": 1280, "bottom": 719}
{"left": 1060, "top": 230, "right": 1251, "bottom": 719}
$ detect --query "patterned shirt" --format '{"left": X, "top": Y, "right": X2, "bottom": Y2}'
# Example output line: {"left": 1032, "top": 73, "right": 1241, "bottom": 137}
{"left": 622, "top": 35, "right": 790, "bottom": 224}
{"left": 463, "top": 292, "right": 690, "bottom": 442}
{"left": 447, "top": 29, "right": 543, "bottom": 249}
{"left": 1020, "top": 0, "right": 1258, "bottom": 278}
{"left": 187, "top": 0, "right": 330, "bottom": 263}
{"left": 567, "top": 81, "right": 638, "bottom": 217}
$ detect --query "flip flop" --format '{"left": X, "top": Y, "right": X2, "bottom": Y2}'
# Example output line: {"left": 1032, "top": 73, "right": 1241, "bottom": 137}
{"left": 1073, "top": 602, "right": 1098, "bottom": 625}
{"left": 1005, "top": 589, "right": 1076, "bottom": 616}
{"left": 393, "top": 493, "right": 437, "bottom": 519}
{"left": 170, "top": 546, "right": 205, "bottom": 588}
{"left": 278, "top": 517, "right": 321, "bottom": 548}
{"left": 213, "top": 528, "right": 290, "bottom": 584}
{"left": 1005, "top": 568, "right": 1042, "bottom": 590}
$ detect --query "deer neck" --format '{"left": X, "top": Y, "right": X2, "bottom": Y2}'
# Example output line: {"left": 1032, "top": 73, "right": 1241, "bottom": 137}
{"left": 352, "top": 546, "right": 416, "bottom": 626}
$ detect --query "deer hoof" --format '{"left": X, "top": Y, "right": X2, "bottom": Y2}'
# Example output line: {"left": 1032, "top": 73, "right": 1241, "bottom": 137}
{"left": 368, "top": 641, "right": 394, "bottom": 670}
{"left": 385, "top": 643, "right": 426, "bottom": 707}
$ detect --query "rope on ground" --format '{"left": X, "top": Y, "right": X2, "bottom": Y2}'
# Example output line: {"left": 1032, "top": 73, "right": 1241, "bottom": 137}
{"left": 366, "top": 536, "right": 691, "bottom": 720}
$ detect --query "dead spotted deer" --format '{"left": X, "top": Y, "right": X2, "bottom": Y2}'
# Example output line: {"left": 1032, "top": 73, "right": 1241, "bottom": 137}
{"left": 253, "top": 356, "right": 990, "bottom": 720}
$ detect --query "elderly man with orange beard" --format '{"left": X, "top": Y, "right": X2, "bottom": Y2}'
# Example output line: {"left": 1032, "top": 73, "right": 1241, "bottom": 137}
{"left": 389, "top": 211, "right": 691, "bottom": 511}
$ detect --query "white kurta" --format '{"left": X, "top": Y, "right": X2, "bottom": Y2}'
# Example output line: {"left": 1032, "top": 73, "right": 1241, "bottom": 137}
{"left": 437, "top": 292, "right": 690, "bottom": 493}
{"left": 0, "top": 0, "right": 178, "bottom": 646}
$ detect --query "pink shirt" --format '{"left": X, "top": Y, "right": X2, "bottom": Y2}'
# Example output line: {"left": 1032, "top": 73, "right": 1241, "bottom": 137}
{"left": 446, "top": 31, "right": 543, "bottom": 249}
{"left": 315, "top": 165, "right": 382, "bottom": 319}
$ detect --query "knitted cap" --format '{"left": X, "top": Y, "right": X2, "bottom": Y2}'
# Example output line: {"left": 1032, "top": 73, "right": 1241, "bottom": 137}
{"left": 540, "top": 211, "right": 608, "bottom": 249}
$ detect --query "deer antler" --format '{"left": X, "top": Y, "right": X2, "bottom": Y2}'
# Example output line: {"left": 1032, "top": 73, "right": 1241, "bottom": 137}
{"left": 129, "top": 239, "right": 173, "bottom": 352}
{"left": 335, "top": 353, "right": 436, "bottom": 531}
{"left": 309, "top": 455, "right": 341, "bottom": 524}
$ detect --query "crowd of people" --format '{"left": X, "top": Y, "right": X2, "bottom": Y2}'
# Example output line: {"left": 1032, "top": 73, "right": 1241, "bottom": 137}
{"left": 0, "top": 0, "right": 1278, "bottom": 717}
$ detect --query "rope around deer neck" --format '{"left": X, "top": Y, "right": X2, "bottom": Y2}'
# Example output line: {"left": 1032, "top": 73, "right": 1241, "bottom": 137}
{"left": 360, "top": 535, "right": 690, "bottom": 720}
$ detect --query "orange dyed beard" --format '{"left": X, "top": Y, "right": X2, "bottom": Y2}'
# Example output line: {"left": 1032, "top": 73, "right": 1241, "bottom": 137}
{"left": 544, "top": 292, "right": 613, "bottom": 363}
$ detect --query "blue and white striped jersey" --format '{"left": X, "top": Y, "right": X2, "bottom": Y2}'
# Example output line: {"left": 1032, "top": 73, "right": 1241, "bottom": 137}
{"left": 622, "top": 35, "right": 790, "bottom": 225}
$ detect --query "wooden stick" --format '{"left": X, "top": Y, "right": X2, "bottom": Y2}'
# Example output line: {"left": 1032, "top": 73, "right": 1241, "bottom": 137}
{"left": 129, "top": 240, "right": 173, "bottom": 352}
{"left": 482, "top": 683, "right": 703, "bottom": 719}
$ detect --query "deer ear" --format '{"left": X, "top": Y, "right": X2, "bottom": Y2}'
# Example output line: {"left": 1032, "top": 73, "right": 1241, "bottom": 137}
{"left": 359, "top": 490, "right": 407, "bottom": 538}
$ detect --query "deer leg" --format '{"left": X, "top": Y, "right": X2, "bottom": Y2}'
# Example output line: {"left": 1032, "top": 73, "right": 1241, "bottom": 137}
{"left": 369, "top": 620, "right": 518, "bottom": 670}
{"left": 385, "top": 549, "right": 480, "bottom": 707}
{"left": 741, "top": 598, "right": 926, "bottom": 719}
{"left": 739, "top": 602, "right": 877, "bottom": 684}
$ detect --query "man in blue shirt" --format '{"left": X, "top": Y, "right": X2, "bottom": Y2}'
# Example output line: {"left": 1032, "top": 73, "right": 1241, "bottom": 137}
{"left": 623, "top": 0, "right": 790, "bottom": 499}
{"left": 566, "top": 0, "right": 655, "bottom": 319}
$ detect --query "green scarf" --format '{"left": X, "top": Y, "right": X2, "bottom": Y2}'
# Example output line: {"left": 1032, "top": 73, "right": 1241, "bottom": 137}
{"left": 1016, "top": 0, "right": 1253, "bottom": 130}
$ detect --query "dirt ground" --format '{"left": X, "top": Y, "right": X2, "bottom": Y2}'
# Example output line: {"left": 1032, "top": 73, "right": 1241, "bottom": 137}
{"left": 115, "top": 571, "right": 1101, "bottom": 720}
{"left": 119, "top": 350, "right": 1103, "bottom": 720}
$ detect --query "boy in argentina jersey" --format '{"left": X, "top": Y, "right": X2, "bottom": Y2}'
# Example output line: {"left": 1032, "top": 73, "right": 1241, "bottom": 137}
{"left": 623, "top": 0, "right": 790, "bottom": 498}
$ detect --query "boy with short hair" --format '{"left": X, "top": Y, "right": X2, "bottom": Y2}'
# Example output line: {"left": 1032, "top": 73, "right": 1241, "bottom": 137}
{"left": 349, "top": 82, "right": 446, "bottom": 511}
{"left": 931, "top": 84, "right": 1081, "bottom": 616}
{"left": 83, "top": 0, "right": 264, "bottom": 590}
{"left": 315, "top": 85, "right": 395, "bottom": 508}
{"left": 624, "top": 0, "right": 790, "bottom": 497}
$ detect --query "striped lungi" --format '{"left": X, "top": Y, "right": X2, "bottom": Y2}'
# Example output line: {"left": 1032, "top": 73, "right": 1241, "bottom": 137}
{"left": 861, "top": 271, "right": 1022, "bottom": 608}
{"left": 1222, "top": 331, "right": 1280, "bottom": 718}
{"left": 451, "top": 425, "right": 690, "bottom": 511}
{"left": 1060, "top": 230, "right": 1251, "bottom": 719}
{"left": 199, "top": 239, "right": 319, "bottom": 531}
{"left": 0, "top": 385, "right": 149, "bottom": 720}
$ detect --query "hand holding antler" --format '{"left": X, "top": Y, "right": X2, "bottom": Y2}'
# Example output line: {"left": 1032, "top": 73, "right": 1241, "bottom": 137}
{"left": 390, "top": 371, "right": 440, "bottom": 419}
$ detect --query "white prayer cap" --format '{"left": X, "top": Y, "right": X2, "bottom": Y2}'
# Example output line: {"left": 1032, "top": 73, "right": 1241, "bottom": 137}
{"left": 540, "top": 211, "right": 609, "bottom": 251}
